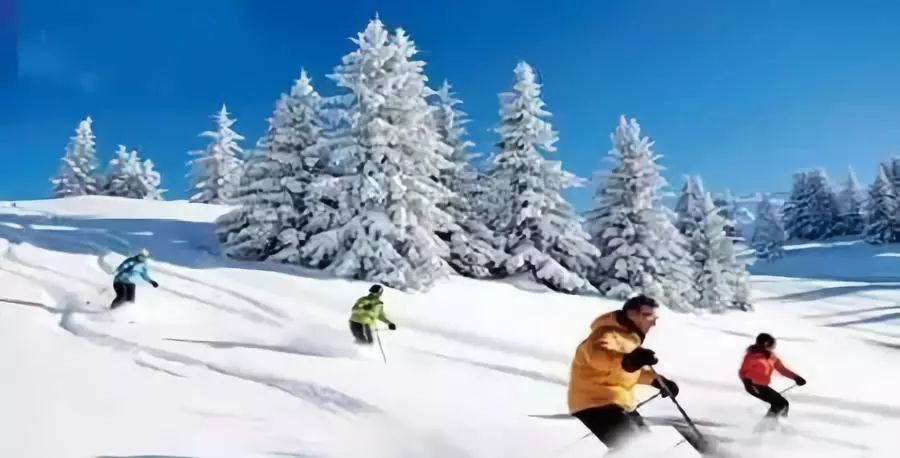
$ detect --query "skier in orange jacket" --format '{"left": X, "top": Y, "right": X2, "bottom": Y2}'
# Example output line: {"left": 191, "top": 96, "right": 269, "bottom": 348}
{"left": 739, "top": 333, "right": 807, "bottom": 417}
{"left": 567, "top": 295, "right": 680, "bottom": 450}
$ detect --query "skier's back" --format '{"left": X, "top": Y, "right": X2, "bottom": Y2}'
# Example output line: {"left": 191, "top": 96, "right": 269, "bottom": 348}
{"left": 348, "top": 284, "right": 396, "bottom": 344}
{"left": 109, "top": 248, "right": 158, "bottom": 309}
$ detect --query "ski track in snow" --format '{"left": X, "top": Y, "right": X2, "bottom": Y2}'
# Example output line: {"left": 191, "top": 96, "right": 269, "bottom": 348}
{"left": 0, "top": 207, "right": 472, "bottom": 457}
{"left": 1, "top": 222, "right": 285, "bottom": 325}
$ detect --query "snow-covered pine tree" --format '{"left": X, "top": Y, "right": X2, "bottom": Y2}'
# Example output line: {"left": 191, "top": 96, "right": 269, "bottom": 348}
{"left": 428, "top": 80, "right": 506, "bottom": 278}
{"left": 865, "top": 164, "right": 900, "bottom": 244}
{"left": 805, "top": 169, "right": 840, "bottom": 238}
{"left": 51, "top": 117, "right": 101, "bottom": 197}
{"left": 885, "top": 157, "right": 900, "bottom": 193}
{"left": 675, "top": 175, "right": 706, "bottom": 237}
{"left": 690, "top": 192, "right": 753, "bottom": 311}
{"left": 103, "top": 145, "right": 165, "bottom": 200}
{"left": 751, "top": 195, "right": 786, "bottom": 262}
{"left": 689, "top": 193, "right": 735, "bottom": 311}
{"left": 835, "top": 166, "right": 866, "bottom": 236}
{"left": 484, "top": 61, "right": 597, "bottom": 293}
{"left": 782, "top": 171, "right": 808, "bottom": 240}
{"left": 300, "top": 18, "right": 456, "bottom": 290}
{"left": 187, "top": 105, "right": 246, "bottom": 204}
{"left": 585, "top": 115, "right": 696, "bottom": 310}
{"left": 216, "top": 71, "right": 325, "bottom": 262}
{"left": 783, "top": 169, "right": 839, "bottom": 240}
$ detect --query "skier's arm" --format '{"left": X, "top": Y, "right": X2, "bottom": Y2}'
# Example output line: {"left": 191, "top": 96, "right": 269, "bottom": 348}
{"left": 137, "top": 264, "right": 156, "bottom": 285}
{"left": 586, "top": 328, "right": 634, "bottom": 369}
{"left": 773, "top": 357, "right": 798, "bottom": 380}
{"left": 376, "top": 302, "right": 393, "bottom": 325}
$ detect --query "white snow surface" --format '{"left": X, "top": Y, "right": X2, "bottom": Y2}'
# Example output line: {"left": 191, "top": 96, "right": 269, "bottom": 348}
{"left": 1, "top": 196, "right": 898, "bottom": 457}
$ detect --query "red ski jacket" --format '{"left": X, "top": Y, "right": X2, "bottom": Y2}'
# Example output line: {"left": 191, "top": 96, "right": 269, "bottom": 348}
{"left": 738, "top": 348, "right": 798, "bottom": 386}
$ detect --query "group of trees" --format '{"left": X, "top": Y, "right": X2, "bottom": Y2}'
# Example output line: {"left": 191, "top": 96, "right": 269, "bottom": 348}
{"left": 46, "top": 17, "right": 757, "bottom": 311}
{"left": 50, "top": 105, "right": 246, "bottom": 204}
{"left": 209, "top": 18, "right": 753, "bottom": 311}
{"left": 749, "top": 161, "right": 897, "bottom": 261}
{"left": 50, "top": 117, "right": 164, "bottom": 200}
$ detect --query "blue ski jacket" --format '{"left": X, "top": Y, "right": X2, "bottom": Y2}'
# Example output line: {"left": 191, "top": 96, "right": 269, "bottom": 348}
{"left": 113, "top": 256, "right": 155, "bottom": 285}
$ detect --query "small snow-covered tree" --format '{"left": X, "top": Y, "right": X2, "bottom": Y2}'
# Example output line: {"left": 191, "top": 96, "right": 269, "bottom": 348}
{"left": 300, "top": 18, "right": 455, "bottom": 290}
{"left": 51, "top": 117, "right": 101, "bottom": 197}
{"left": 217, "top": 70, "right": 325, "bottom": 263}
{"left": 675, "top": 175, "right": 706, "bottom": 237}
{"left": 103, "top": 145, "right": 165, "bottom": 200}
{"left": 835, "top": 166, "right": 866, "bottom": 236}
{"left": 428, "top": 80, "right": 506, "bottom": 278}
{"left": 690, "top": 192, "right": 753, "bottom": 311}
{"left": 585, "top": 115, "right": 696, "bottom": 310}
{"left": 485, "top": 61, "right": 597, "bottom": 293}
{"left": 187, "top": 105, "right": 245, "bottom": 204}
{"left": 865, "top": 164, "right": 900, "bottom": 244}
{"left": 751, "top": 195, "right": 785, "bottom": 262}
{"left": 689, "top": 193, "right": 735, "bottom": 311}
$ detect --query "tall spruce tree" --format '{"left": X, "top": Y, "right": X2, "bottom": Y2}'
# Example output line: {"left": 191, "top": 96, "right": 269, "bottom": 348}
{"left": 585, "top": 116, "right": 696, "bottom": 310}
{"left": 187, "top": 105, "right": 246, "bottom": 204}
{"left": 484, "top": 62, "right": 597, "bottom": 293}
{"left": 299, "top": 18, "right": 455, "bottom": 290}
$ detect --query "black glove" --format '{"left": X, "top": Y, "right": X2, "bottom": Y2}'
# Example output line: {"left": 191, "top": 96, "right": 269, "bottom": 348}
{"left": 652, "top": 376, "right": 679, "bottom": 398}
{"left": 794, "top": 375, "right": 806, "bottom": 386}
{"left": 621, "top": 347, "right": 658, "bottom": 372}
{"left": 388, "top": 322, "right": 397, "bottom": 331}
{"left": 150, "top": 280, "right": 159, "bottom": 288}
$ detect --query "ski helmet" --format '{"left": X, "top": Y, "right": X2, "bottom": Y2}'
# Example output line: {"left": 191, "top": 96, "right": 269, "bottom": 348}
{"left": 369, "top": 284, "right": 383, "bottom": 295}
{"left": 137, "top": 248, "right": 150, "bottom": 258}
{"left": 755, "top": 333, "right": 775, "bottom": 347}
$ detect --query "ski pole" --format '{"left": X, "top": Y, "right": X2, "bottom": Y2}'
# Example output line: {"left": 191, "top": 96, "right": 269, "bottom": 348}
{"left": 375, "top": 329, "right": 387, "bottom": 364}
{"left": 669, "top": 382, "right": 799, "bottom": 451}
{"left": 649, "top": 366, "right": 707, "bottom": 449}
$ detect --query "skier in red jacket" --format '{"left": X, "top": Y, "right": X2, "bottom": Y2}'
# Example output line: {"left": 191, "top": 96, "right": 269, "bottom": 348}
{"left": 739, "top": 333, "right": 807, "bottom": 418}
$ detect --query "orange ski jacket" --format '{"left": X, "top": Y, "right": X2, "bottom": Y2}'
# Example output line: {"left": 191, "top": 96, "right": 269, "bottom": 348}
{"left": 738, "top": 347, "right": 798, "bottom": 386}
{"left": 567, "top": 311, "right": 655, "bottom": 413}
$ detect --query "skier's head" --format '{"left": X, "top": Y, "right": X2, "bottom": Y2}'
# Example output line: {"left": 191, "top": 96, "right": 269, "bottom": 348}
{"left": 622, "top": 295, "right": 659, "bottom": 334}
{"left": 136, "top": 248, "right": 150, "bottom": 260}
{"left": 368, "top": 284, "right": 383, "bottom": 297}
{"left": 755, "top": 332, "right": 776, "bottom": 351}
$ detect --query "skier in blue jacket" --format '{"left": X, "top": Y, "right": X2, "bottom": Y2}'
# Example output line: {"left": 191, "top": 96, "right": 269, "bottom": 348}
{"left": 110, "top": 248, "right": 158, "bottom": 309}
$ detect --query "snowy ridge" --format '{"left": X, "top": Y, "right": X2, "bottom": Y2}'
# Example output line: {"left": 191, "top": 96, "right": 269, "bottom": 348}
{"left": 0, "top": 197, "right": 898, "bottom": 457}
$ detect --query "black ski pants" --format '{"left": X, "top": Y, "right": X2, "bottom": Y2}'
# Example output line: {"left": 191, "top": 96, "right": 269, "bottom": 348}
{"left": 744, "top": 381, "right": 789, "bottom": 416}
{"left": 349, "top": 320, "right": 374, "bottom": 344}
{"left": 110, "top": 282, "right": 136, "bottom": 309}
{"left": 572, "top": 404, "right": 647, "bottom": 450}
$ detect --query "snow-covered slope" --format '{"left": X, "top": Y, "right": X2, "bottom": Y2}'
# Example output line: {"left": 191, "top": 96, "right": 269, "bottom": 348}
{"left": 1, "top": 197, "right": 898, "bottom": 457}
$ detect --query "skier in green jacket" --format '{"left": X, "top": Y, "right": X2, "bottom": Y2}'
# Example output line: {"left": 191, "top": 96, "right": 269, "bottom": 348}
{"left": 349, "top": 284, "right": 397, "bottom": 344}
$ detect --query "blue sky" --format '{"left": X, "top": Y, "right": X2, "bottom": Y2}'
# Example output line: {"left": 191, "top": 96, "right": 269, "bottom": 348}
{"left": 3, "top": 0, "right": 900, "bottom": 208}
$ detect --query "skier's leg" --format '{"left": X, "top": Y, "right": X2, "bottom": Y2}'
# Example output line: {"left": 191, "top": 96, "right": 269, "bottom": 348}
{"left": 125, "top": 283, "right": 136, "bottom": 303}
{"left": 756, "top": 385, "right": 789, "bottom": 416}
{"left": 572, "top": 405, "right": 641, "bottom": 450}
{"left": 350, "top": 321, "right": 374, "bottom": 344}
{"left": 363, "top": 323, "right": 374, "bottom": 344}
{"left": 349, "top": 320, "right": 366, "bottom": 343}
{"left": 110, "top": 282, "right": 126, "bottom": 309}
